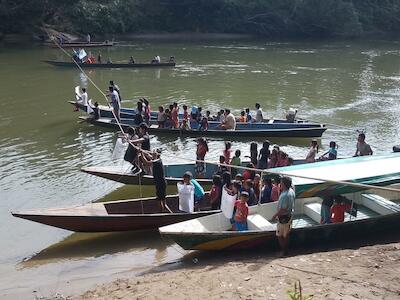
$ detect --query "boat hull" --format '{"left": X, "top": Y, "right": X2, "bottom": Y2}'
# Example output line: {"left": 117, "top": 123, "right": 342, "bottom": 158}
{"left": 44, "top": 42, "right": 115, "bottom": 48}
{"left": 44, "top": 60, "right": 176, "bottom": 68}
{"left": 162, "top": 212, "right": 400, "bottom": 250}
{"left": 83, "top": 117, "right": 327, "bottom": 138}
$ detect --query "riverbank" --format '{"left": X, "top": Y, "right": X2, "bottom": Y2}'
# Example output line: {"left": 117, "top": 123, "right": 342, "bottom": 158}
{"left": 77, "top": 241, "right": 400, "bottom": 300}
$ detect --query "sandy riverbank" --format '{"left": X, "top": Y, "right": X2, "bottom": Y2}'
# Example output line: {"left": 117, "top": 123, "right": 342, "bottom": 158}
{"left": 77, "top": 241, "right": 400, "bottom": 300}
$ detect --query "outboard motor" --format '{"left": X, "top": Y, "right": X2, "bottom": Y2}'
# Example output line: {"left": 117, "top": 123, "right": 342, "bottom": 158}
{"left": 393, "top": 145, "right": 400, "bottom": 152}
{"left": 286, "top": 108, "right": 297, "bottom": 123}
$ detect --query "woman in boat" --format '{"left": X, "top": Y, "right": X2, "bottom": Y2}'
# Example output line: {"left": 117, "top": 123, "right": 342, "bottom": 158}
{"left": 171, "top": 102, "right": 179, "bottom": 128}
{"left": 268, "top": 145, "right": 279, "bottom": 168}
{"left": 305, "top": 139, "right": 319, "bottom": 163}
{"left": 271, "top": 176, "right": 295, "bottom": 255}
{"left": 209, "top": 175, "right": 222, "bottom": 210}
{"left": 239, "top": 111, "right": 247, "bottom": 123}
{"left": 141, "top": 149, "right": 167, "bottom": 211}
{"left": 195, "top": 138, "right": 208, "bottom": 178}
{"left": 142, "top": 98, "right": 151, "bottom": 125}
{"left": 319, "top": 141, "right": 338, "bottom": 161}
{"left": 223, "top": 141, "right": 232, "bottom": 164}
{"left": 257, "top": 140, "right": 270, "bottom": 169}
{"left": 182, "top": 105, "right": 189, "bottom": 121}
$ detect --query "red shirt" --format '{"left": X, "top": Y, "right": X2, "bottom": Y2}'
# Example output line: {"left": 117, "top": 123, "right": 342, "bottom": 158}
{"left": 183, "top": 110, "right": 188, "bottom": 121}
{"left": 223, "top": 149, "right": 232, "bottom": 164}
{"left": 271, "top": 184, "right": 280, "bottom": 202}
{"left": 171, "top": 108, "right": 179, "bottom": 128}
{"left": 234, "top": 200, "right": 248, "bottom": 222}
{"left": 331, "top": 203, "right": 352, "bottom": 223}
{"left": 209, "top": 184, "right": 221, "bottom": 204}
{"left": 242, "top": 170, "right": 251, "bottom": 181}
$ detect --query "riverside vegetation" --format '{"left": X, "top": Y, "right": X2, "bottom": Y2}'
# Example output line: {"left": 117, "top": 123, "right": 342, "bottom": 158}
{"left": 1, "top": 0, "right": 400, "bottom": 38}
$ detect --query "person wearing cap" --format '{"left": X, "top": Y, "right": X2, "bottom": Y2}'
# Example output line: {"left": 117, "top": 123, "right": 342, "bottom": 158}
{"left": 232, "top": 190, "right": 249, "bottom": 231}
{"left": 354, "top": 133, "right": 373, "bottom": 156}
{"left": 271, "top": 176, "right": 295, "bottom": 256}
{"left": 141, "top": 149, "right": 167, "bottom": 211}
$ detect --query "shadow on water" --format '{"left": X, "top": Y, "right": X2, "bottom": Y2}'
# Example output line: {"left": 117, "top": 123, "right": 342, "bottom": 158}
{"left": 18, "top": 229, "right": 171, "bottom": 269}
{"left": 145, "top": 231, "right": 400, "bottom": 275}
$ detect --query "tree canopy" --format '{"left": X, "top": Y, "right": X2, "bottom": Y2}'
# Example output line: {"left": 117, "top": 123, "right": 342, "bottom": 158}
{"left": 1, "top": 0, "right": 400, "bottom": 38}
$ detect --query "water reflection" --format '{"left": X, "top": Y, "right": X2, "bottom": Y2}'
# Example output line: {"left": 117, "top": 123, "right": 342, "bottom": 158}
{"left": 19, "top": 230, "right": 170, "bottom": 269}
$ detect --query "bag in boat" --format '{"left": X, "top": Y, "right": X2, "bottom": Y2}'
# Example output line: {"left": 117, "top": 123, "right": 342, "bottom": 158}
{"left": 112, "top": 137, "right": 128, "bottom": 160}
{"left": 220, "top": 188, "right": 237, "bottom": 219}
{"left": 177, "top": 183, "right": 194, "bottom": 213}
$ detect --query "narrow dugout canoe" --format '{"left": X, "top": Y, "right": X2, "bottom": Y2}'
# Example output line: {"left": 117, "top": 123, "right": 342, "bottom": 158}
{"left": 44, "top": 60, "right": 176, "bottom": 68}
{"left": 11, "top": 194, "right": 218, "bottom": 232}
{"left": 43, "top": 41, "right": 115, "bottom": 48}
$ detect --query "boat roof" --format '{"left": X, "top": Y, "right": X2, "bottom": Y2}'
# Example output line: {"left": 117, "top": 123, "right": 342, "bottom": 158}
{"left": 272, "top": 153, "right": 400, "bottom": 185}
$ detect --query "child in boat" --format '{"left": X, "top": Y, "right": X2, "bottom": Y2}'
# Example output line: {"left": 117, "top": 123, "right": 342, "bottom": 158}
{"left": 230, "top": 150, "right": 241, "bottom": 177}
{"left": 232, "top": 191, "right": 249, "bottom": 231}
{"left": 180, "top": 119, "right": 190, "bottom": 130}
{"left": 195, "top": 138, "right": 208, "bottom": 178}
{"left": 242, "top": 179, "right": 256, "bottom": 206}
{"left": 261, "top": 177, "right": 272, "bottom": 203}
{"left": 330, "top": 196, "right": 352, "bottom": 223}
{"left": 306, "top": 139, "right": 319, "bottom": 163}
{"left": 199, "top": 116, "right": 209, "bottom": 131}
{"left": 319, "top": 141, "right": 338, "bottom": 161}
{"left": 223, "top": 141, "right": 232, "bottom": 164}
{"left": 215, "top": 155, "right": 228, "bottom": 176}
{"left": 182, "top": 105, "right": 189, "bottom": 121}
{"left": 209, "top": 175, "right": 222, "bottom": 210}
{"left": 270, "top": 177, "right": 281, "bottom": 202}
{"left": 239, "top": 111, "right": 246, "bottom": 123}
{"left": 157, "top": 106, "right": 166, "bottom": 128}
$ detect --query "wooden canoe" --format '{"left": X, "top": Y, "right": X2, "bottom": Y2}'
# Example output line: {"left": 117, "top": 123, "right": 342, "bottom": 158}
{"left": 43, "top": 41, "right": 115, "bottom": 48}
{"left": 81, "top": 160, "right": 309, "bottom": 186}
{"left": 81, "top": 116, "right": 327, "bottom": 138}
{"left": 11, "top": 194, "right": 218, "bottom": 232}
{"left": 159, "top": 188, "right": 400, "bottom": 250}
{"left": 70, "top": 100, "right": 324, "bottom": 128}
{"left": 44, "top": 60, "right": 176, "bottom": 68}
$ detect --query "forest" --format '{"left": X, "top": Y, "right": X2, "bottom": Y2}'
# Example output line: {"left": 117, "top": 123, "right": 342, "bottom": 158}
{"left": 1, "top": 0, "right": 400, "bottom": 38}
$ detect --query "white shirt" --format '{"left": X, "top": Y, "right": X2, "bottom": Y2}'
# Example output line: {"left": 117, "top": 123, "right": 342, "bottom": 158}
{"left": 255, "top": 108, "right": 263, "bottom": 122}
{"left": 224, "top": 113, "right": 236, "bottom": 130}
{"left": 155, "top": 56, "right": 160, "bottom": 63}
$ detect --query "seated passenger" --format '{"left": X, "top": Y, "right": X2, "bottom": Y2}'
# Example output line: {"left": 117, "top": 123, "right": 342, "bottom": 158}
{"left": 107, "top": 57, "right": 112, "bottom": 64}
{"left": 330, "top": 196, "right": 352, "bottom": 223}
{"left": 232, "top": 191, "right": 249, "bottom": 231}
{"left": 319, "top": 141, "right": 338, "bottom": 161}
{"left": 129, "top": 56, "right": 135, "bottom": 64}
{"left": 305, "top": 139, "right": 319, "bottom": 163}
{"left": 180, "top": 119, "right": 190, "bottom": 130}
{"left": 239, "top": 111, "right": 247, "bottom": 123}
{"left": 199, "top": 116, "right": 209, "bottom": 131}
{"left": 218, "top": 109, "right": 236, "bottom": 130}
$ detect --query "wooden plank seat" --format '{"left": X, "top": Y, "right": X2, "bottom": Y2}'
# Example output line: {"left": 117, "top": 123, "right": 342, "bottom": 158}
{"left": 361, "top": 193, "right": 400, "bottom": 215}
{"left": 304, "top": 202, "right": 322, "bottom": 223}
{"left": 247, "top": 214, "right": 275, "bottom": 231}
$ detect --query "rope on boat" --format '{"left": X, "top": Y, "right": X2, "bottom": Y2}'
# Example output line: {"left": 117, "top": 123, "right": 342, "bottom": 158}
{"left": 45, "top": 30, "right": 400, "bottom": 195}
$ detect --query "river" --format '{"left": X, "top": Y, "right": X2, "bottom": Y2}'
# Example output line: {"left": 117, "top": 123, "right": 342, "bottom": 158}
{"left": 1, "top": 38, "right": 400, "bottom": 299}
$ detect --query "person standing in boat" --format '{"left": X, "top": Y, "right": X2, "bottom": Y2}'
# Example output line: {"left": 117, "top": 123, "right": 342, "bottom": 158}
{"left": 271, "top": 176, "right": 295, "bottom": 256}
{"left": 354, "top": 133, "right": 373, "bottom": 156}
{"left": 142, "top": 98, "right": 151, "bottom": 125}
{"left": 109, "top": 80, "right": 122, "bottom": 102}
{"left": 195, "top": 138, "right": 208, "bottom": 178}
{"left": 171, "top": 102, "right": 179, "bottom": 128}
{"left": 97, "top": 53, "right": 102, "bottom": 63}
{"left": 86, "top": 34, "right": 91, "bottom": 43}
{"left": 141, "top": 149, "right": 167, "bottom": 211}
{"left": 255, "top": 103, "right": 263, "bottom": 122}
{"left": 258, "top": 140, "right": 270, "bottom": 169}
{"left": 74, "top": 87, "right": 88, "bottom": 112}
{"left": 107, "top": 86, "right": 120, "bottom": 121}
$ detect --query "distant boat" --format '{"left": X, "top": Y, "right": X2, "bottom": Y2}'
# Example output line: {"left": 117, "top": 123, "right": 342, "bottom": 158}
{"left": 44, "top": 60, "right": 176, "bottom": 68}
{"left": 159, "top": 188, "right": 400, "bottom": 250}
{"left": 43, "top": 41, "right": 116, "bottom": 48}
{"left": 11, "top": 194, "right": 218, "bottom": 232}
{"left": 81, "top": 160, "right": 309, "bottom": 186}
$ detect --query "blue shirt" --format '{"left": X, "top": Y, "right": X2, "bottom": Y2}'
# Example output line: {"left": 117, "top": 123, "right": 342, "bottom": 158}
{"left": 277, "top": 188, "right": 295, "bottom": 214}
{"left": 261, "top": 186, "right": 272, "bottom": 203}
{"left": 191, "top": 179, "right": 205, "bottom": 198}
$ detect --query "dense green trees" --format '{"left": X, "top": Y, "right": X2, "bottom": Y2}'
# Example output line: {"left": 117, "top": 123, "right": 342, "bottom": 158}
{"left": 1, "top": 0, "right": 400, "bottom": 38}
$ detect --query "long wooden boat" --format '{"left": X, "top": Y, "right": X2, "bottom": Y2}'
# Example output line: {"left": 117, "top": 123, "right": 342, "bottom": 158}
{"left": 159, "top": 187, "right": 400, "bottom": 250}
{"left": 44, "top": 60, "right": 176, "bottom": 68}
{"left": 70, "top": 100, "right": 322, "bottom": 127}
{"left": 11, "top": 194, "right": 218, "bottom": 232}
{"left": 81, "top": 160, "right": 308, "bottom": 186}
{"left": 43, "top": 41, "right": 115, "bottom": 48}
{"left": 81, "top": 116, "right": 327, "bottom": 138}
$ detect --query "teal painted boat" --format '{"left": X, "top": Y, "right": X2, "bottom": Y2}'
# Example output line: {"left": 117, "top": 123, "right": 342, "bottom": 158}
{"left": 271, "top": 153, "right": 400, "bottom": 198}
{"left": 159, "top": 187, "right": 400, "bottom": 250}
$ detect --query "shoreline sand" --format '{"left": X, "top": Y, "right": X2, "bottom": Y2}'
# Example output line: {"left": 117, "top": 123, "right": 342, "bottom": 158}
{"left": 76, "top": 241, "right": 400, "bottom": 300}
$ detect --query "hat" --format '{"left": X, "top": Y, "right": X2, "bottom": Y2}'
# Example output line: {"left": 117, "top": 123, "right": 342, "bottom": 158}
{"left": 240, "top": 191, "right": 249, "bottom": 197}
{"left": 183, "top": 171, "right": 193, "bottom": 178}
